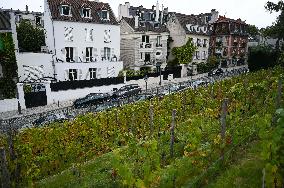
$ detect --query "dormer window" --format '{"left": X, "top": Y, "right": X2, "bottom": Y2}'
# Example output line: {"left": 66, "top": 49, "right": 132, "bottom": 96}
{"left": 61, "top": 5, "right": 71, "bottom": 16}
{"left": 82, "top": 8, "right": 91, "bottom": 18}
{"left": 101, "top": 10, "right": 109, "bottom": 20}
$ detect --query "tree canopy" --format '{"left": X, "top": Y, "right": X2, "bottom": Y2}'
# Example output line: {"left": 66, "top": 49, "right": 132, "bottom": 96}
{"left": 17, "top": 20, "right": 46, "bottom": 52}
{"left": 172, "top": 38, "right": 196, "bottom": 65}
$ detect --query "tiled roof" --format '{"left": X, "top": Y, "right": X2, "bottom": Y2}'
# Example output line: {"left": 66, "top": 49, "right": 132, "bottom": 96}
{"left": 0, "top": 10, "right": 11, "bottom": 31}
{"left": 174, "top": 13, "right": 210, "bottom": 35}
{"left": 122, "top": 17, "right": 169, "bottom": 33}
{"left": 47, "top": 0, "right": 118, "bottom": 25}
{"left": 216, "top": 16, "right": 247, "bottom": 25}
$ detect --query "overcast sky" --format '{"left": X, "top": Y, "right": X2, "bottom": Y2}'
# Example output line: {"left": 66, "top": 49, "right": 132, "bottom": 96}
{"left": 0, "top": 0, "right": 280, "bottom": 28}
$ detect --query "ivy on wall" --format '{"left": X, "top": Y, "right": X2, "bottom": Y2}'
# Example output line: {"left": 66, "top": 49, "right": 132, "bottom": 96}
{"left": 172, "top": 38, "right": 197, "bottom": 65}
{"left": 0, "top": 32, "right": 17, "bottom": 99}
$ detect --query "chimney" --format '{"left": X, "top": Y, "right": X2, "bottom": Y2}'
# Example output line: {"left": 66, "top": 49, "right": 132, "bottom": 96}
{"left": 135, "top": 16, "right": 139, "bottom": 28}
{"left": 25, "top": 5, "right": 28, "bottom": 12}
{"left": 155, "top": 0, "right": 159, "bottom": 22}
{"left": 160, "top": 4, "right": 164, "bottom": 24}
{"left": 152, "top": 5, "right": 155, "bottom": 10}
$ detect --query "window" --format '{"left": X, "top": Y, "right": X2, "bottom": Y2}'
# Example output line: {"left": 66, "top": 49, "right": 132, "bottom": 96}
{"left": 203, "top": 39, "right": 207, "bottom": 47}
{"left": 101, "top": 10, "right": 109, "bottom": 20}
{"left": 141, "top": 52, "right": 143, "bottom": 60}
{"left": 82, "top": 8, "right": 91, "bottom": 18}
{"left": 195, "top": 51, "right": 200, "bottom": 60}
{"left": 64, "top": 27, "right": 74, "bottom": 41}
{"left": 86, "top": 47, "right": 93, "bottom": 62}
{"left": 145, "top": 52, "right": 151, "bottom": 62}
{"left": 61, "top": 5, "right": 71, "bottom": 16}
{"left": 35, "top": 16, "right": 41, "bottom": 26}
{"left": 104, "top": 30, "right": 111, "bottom": 43}
{"left": 157, "top": 36, "right": 162, "bottom": 46}
{"left": 65, "top": 47, "right": 74, "bottom": 62}
{"left": 85, "top": 28, "right": 93, "bottom": 42}
{"left": 69, "top": 69, "right": 77, "bottom": 81}
{"left": 89, "top": 68, "right": 97, "bottom": 79}
{"left": 142, "top": 35, "right": 150, "bottom": 43}
{"left": 202, "top": 51, "right": 207, "bottom": 60}
{"left": 196, "top": 39, "right": 201, "bottom": 47}
{"left": 104, "top": 47, "right": 111, "bottom": 60}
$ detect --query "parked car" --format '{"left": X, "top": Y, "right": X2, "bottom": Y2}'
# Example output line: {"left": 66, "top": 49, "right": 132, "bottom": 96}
{"left": 134, "top": 93, "right": 154, "bottom": 101}
{"left": 208, "top": 68, "right": 224, "bottom": 77}
{"left": 73, "top": 93, "right": 110, "bottom": 108}
{"left": 33, "top": 113, "right": 69, "bottom": 126}
{"left": 112, "top": 84, "right": 142, "bottom": 99}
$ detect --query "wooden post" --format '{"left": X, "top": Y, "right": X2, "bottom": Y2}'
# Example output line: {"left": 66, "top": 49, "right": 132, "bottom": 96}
{"left": 156, "top": 87, "right": 159, "bottom": 96}
{"left": 221, "top": 98, "right": 228, "bottom": 161}
{"left": 262, "top": 168, "right": 266, "bottom": 188}
{"left": 0, "top": 148, "right": 11, "bottom": 188}
{"left": 276, "top": 78, "right": 282, "bottom": 109}
{"left": 149, "top": 105, "right": 154, "bottom": 137}
{"left": 170, "top": 109, "right": 176, "bottom": 158}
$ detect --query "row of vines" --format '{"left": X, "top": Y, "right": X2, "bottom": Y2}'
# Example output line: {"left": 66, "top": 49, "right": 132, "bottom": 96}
{"left": 0, "top": 67, "right": 283, "bottom": 187}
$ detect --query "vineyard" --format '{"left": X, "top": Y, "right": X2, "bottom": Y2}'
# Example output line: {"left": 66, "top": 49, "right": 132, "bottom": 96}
{"left": 0, "top": 67, "right": 283, "bottom": 187}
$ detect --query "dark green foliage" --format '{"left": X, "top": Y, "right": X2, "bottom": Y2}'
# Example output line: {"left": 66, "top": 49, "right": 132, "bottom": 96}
{"left": 172, "top": 38, "right": 197, "bottom": 65}
{"left": 167, "top": 58, "right": 179, "bottom": 67}
{"left": 0, "top": 33, "right": 17, "bottom": 99}
{"left": 197, "top": 62, "right": 218, "bottom": 74}
{"left": 17, "top": 20, "right": 46, "bottom": 52}
{"left": 248, "top": 25, "right": 259, "bottom": 39}
{"left": 248, "top": 45, "right": 279, "bottom": 71}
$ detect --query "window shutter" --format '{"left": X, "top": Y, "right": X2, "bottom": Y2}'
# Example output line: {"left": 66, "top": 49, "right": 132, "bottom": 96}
{"left": 97, "top": 68, "right": 102, "bottom": 79}
{"left": 86, "top": 69, "right": 90, "bottom": 80}
{"left": 111, "top": 48, "right": 114, "bottom": 58}
{"left": 82, "top": 49, "right": 86, "bottom": 62}
{"left": 61, "top": 48, "right": 66, "bottom": 62}
{"left": 78, "top": 69, "right": 83, "bottom": 80}
{"left": 64, "top": 69, "right": 69, "bottom": 80}
{"left": 101, "top": 48, "right": 104, "bottom": 59}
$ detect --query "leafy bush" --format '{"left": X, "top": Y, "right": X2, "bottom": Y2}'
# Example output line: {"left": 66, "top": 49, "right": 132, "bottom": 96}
{"left": 197, "top": 62, "right": 218, "bottom": 74}
{"left": 248, "top": 45, "right": 279, "bottom": 71}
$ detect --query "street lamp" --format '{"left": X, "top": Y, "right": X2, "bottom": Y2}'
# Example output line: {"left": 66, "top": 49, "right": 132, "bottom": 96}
{"left": 144, "top": 75, "right": 148, "bottom": 92}
{"left": 156, "top": 62, "right": 162, "bottom": 86}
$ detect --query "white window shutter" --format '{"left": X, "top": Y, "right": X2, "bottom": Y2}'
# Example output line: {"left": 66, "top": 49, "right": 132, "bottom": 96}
{"left": 86, "top": 69, "right": 90, "bottom": 80}
{"left": 101, "top": 48, "right": 104, "bottom": 58}
{"left": 64, "top": 70, "right": 69, "bottom": 80}
{"left": 78, "top": 69, "right": 83, "bottom": 80}
{"left": 61, "top": 48, "right": 66, "bottom": 61}
{"left": 111, "top": 48, "right": 114, "bottom": 58}
{"left": 82, "top": 49, "right": 86, "bottom": 62}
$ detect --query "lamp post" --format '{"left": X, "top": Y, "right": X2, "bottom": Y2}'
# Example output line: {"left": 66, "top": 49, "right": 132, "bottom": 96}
{"left": 156, "top": 62, "right": 162, "bottom": 86}
{"left": 144, "top": 75, "right": 148, "bottom": 92}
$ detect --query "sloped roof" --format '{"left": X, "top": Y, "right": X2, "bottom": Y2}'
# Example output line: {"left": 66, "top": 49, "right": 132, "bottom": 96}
{"left": 47, "top": 0, "right": 118, "bottom": 25}
{"left": 0, "top": 10, "right": 11, "bottom": 31}
{"left": 122, "top": 17, "right": 169, "bottom": 33}
{"left": 174, "top": 13, "right": 210, "bottom": 36}
{"left": 216, "top": 16, "right": 247, "bottom": 25}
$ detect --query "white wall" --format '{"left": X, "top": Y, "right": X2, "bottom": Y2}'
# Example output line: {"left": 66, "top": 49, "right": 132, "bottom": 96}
{"left": 50, "top": 83, "right": 125, "bottom": 103}
{"left": 43, "top": 0, "right": 55, "bottom": 52}
{"left": 16, "top": 53, "right": 54, "bottom": 82}
{"left": 52, "top": 21, "right": 121, "bottom": 62}
{"left": 0, "top": 98, "right": 18, "bottom": 113}
{"left": 55, "top": 61, "right": 123, "bottom": 81}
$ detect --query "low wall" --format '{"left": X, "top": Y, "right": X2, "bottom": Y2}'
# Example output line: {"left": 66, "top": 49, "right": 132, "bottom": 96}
{"left": 0, "top": 98, "right": 18, "bottom": 113}
{"left": 50, "top": 83, "right": 125, "bottom": 103}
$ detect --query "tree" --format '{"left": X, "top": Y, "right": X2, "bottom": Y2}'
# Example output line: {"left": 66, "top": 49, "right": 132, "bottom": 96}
{"left": 248, "top": 25, "right": 259, "bottom": 39}
{"left": 172, "top": 38, "right": 197, "bottom": 65}
{"left": 248, "top": 44, "right": 279, "bottom": 71}
{"left": 265, "top": 1, "right": 284, "bottom": 49}
{"left": 17, "top": 20, "right": 46, "bottom": 52}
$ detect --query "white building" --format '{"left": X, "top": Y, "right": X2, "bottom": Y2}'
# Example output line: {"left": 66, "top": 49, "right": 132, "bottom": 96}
{"left": 41, "top": 0, "right": 123, "bottom": 82}
{"left": 119, "top": 2, "right": 169, "bottom": 71}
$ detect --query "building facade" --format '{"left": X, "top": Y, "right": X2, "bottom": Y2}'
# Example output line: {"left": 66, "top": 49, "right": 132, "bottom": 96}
{"left": 209, "top": 16, "right": 249, "bottom": 67}
{"left": 44, "top": 0, "right": 123, "bottom": 81}
{"left": 119, "top": 2, "right": 169, "bottom": 71}
{"left": 167, "top": 10, "right": 219, "bottom": 65}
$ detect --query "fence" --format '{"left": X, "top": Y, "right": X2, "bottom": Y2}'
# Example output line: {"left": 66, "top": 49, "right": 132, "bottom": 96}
{"left": 50, "top": 77, "right": 124, "bottom": 92}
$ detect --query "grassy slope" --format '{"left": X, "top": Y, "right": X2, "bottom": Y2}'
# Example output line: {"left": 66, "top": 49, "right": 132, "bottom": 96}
{"left": 37, "top": 152, "right": 119, "bottom": 188}
{"left": 206, "top": 141, "right": 264, "bottom": 188}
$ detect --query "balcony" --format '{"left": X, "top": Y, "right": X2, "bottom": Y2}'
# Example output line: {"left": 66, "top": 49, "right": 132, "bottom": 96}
{"left": 140, "top": 43, "right": 152, "bottom": 49}
{"left": 156, "top": 43, "right": 163, "bottom": 48}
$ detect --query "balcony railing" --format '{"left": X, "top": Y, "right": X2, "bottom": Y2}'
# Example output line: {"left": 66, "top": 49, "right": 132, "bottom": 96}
{"left": 156, "top": 43, "right": 163, "bottom": 47}
{"left": 140, "top": 43, "right": 152, "bottom": 49}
